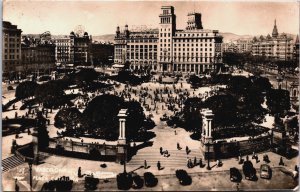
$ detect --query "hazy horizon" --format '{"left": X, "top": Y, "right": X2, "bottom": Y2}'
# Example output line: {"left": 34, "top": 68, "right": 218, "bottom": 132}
{"left": 3, "top": 1, "right": 299, "bottom": 36}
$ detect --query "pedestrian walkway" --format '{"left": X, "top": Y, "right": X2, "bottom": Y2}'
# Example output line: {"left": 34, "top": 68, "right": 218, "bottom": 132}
{"left": 2, "top": 155, "right": 25, "bottom": 172}
{"left": 128, "top": 149, "right": 203, "bottom": 168}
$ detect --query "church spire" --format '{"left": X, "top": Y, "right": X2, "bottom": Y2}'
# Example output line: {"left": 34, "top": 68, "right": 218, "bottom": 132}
{"left": 272, "top": 19, "right": 278, "bottom": 38}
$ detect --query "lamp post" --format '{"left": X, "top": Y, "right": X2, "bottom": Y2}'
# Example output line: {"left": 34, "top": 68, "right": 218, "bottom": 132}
{"left": 206, "top": 142, "right": 211, "bottom": 170}
{"left": 28, "top": 161, "right": 33, "bottom": 191}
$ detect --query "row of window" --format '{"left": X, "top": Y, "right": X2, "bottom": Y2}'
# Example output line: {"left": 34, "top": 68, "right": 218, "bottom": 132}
{"left": 175, "top": 33, "right": 210, "bottom": 37}
{"left": 4, "top": 49, "right": 20, "bottom": 53}
{"left": 127, "top": 39, "right": 158, "bottom": 43}
{"left": 174, "top": 48, "right": 213, "bottom": 52}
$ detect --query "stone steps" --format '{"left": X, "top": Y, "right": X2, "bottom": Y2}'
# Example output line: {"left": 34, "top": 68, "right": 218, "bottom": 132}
{"left": 2, "top": 155, "right": 25, "bottom": 172}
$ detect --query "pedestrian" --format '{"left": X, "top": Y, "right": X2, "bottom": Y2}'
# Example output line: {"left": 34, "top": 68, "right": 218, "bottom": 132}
{"left": 157, "top": 161, "right": 161, "bottom": 170}
{"left": 15, "top": 178, "right": 19, "bottom": 192}
{"left": 279, "top": 157, "right": 284, "bottom": 166}
{"left": 160, "top": 147, "right": 163, "bottom": 155}
{"left": 199, "top": 158, "right": 203, "bottom": 168}
{"left": 144, "top": 160, "right": 147, "bottom": 169}
{"left": 194, "top": 157, "right": 197, "bottom": 166}
{"left": 78, "top": 167, "right": 82, "bottom": 177}
{"left": 177, "top": 142, "right": 180, "bottom": 150}
{"left": 186, "top": 146, "right": 189, "bottom": 155}
{"left": 174, "top": 130, "right": 177, "bottom": 135}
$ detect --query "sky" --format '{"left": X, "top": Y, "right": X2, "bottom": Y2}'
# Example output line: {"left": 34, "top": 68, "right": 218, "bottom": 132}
{"left": 3, "top": 0, "right": 299, "bottom": 36}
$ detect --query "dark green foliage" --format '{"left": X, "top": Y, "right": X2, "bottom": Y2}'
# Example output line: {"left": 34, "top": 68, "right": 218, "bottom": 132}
{"left": 228, "top": 76, "right": 252, "bottom": 95}
{"left": 54, "top": 107, "right": 82, "bottom": 129}
{"left": 188, "top": 75, "right": 201, "bottom": 88}
{"left": 183, "top": 98, "right": 203, "bottom": 132}
{"left": 34, "top": 80, "right": 66, "bottom": 108}
{"left": 15, "top": 81, "right": 38, "bottom": 100}
{"left": 266, "top": 89, "right": 290, "bottom": 115}
{"left": 82, "top": 95, "right": 124, "bottom": 139}
{"left": 36, "top": 112, "right": 49, "bottom": 149}
{"left": 73, "top": 69, "right": 98, "bottom": 87}
{"left": 204, "top": 94, "right": 238, "bottom": 127}
{"left": 81, "top": 94, "right": 153, "bottom": 140}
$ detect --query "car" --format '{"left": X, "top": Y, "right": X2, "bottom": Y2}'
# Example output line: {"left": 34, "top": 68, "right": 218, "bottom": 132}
{"left": 144, "top": 172, "right": 158, "bottom": 187}
{"left": 242, "top": 161, "right": 256, "bottom": 180}
{"left": 175, "top": 169, "right": 192, "bottom": 185}
{"left": 132, "top": 174, "right": 144, "bottom": 189}
{"left": 260, "top": 164, "right": 272, "bottom": 179}
{"left": 230, "top": 167, "right": 242, "bottom": 182}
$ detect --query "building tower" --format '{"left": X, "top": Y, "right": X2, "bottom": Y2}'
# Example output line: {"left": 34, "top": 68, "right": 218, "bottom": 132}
{"left": 272, "top": 19, "right": 279, "bottom": 38}
{"left": 186, "top": 12, "right": 203, "bottom": 30}
{"left": 158, "top": 6, "right": 176, "bottom": 72}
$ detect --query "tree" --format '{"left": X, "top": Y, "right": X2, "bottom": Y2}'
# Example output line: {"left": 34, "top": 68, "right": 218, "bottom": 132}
{"left": 266, "top": 89, "right": 290, "bottom": 115}
{"left": 188, "top": 75, "right": 201, "bottom": 88}
{"left": 82, "top": 95, "right": 123, "bottom": 139}
{"left": 81, "top": 94, "right": 152, "bottom": 140}
{"left": 228, "top": 76, "right": 252, "bottom": 95}
{"left": 73, "top": 69, "right": 98, "bottom": 87}
{"left": 183, "top": 98, "right": 203, "bottom": 132}
{"left": 204, "top": 94, "right": 238, "bottom": 127}
{"left": 34, "top": 80, "right": 66, "bottom": 108}
{"left": 36, "top": 112, "right": 49, "bottom": 149}
{"left": 54, "top": 107, "right": 82, "bottom": 129}
{"left": 15, "top": 81, "right": 38, "bottom": 100}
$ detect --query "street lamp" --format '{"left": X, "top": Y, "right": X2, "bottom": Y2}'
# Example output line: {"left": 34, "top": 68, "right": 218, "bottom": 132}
{"left": 28, "top": 160, "right": 33, "bottom": 191}
{"left": 206, "top": 142, "right": 211, "bottom": 170}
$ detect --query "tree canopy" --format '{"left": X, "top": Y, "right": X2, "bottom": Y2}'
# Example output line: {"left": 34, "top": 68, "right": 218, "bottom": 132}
{"left": 15, "top": 81, "right": 38, "bottom": 100}
{"left": 266, "top": 89, "right": 290, "bottom": 115}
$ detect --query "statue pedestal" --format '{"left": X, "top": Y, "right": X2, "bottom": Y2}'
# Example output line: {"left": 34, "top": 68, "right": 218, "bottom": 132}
{"left": 116, "top": 142, "right": 127, "bottom": 163}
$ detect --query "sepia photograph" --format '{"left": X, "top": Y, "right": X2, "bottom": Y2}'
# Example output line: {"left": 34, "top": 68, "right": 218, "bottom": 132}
{"left": 1, "top": 0, "right": 299, "bottom": 191}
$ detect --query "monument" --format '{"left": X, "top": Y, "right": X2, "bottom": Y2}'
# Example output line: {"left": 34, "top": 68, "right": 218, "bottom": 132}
{"left": 116, "top": 109, "right": 128, "bottom": 163}
{"left": 200, "top": 109, "right": 215, "bottom": 160}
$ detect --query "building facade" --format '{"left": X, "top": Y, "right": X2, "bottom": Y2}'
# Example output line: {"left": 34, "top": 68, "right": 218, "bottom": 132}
{"left": 2, "top": 21, "right": 22, "bottom": 75}
{"left": 21, "top": 34, "right": 56, "bottom": 74}
{"left": 293, "top": 35, "right": 299, "bottom": 63}
{"left": 252, "top": 20, "right": 294, "bottom": 60}
{"left": 114, "top": 6, "right": 223, "bottom": 74}
{"left": 54, "top": 37, "right": 72, "bottom": 65}
{"left": 236, "top": 39, "right": 252, "bottom": 53}
{"left": 54, "top": 31, "right": 92, "bottom": 66}
{"left": 90, "top": 42, "right": 114, "bottom": 66}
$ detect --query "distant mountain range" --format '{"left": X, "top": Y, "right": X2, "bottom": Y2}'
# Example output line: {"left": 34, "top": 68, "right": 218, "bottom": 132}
{"left": 24, "top": 32, "right": 297, "bottom": 43}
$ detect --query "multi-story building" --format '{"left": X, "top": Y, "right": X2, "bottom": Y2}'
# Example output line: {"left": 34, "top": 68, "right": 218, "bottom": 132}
{"left": 222, "top": 42, "right": 238, "bottom": 53}
{"left": 236, "top": 38, "right": 252, "bottom": 53}
{"left": 71, "top": 31, "right": 92, "bottom": 66}
{"left": 252, "top": 20, "right": 294, "bottom": 61}
{"left": 21, "top": 34, "right": 56, "bottom": 74}
{"left": 90, "top": 42, "right": 114, "bottom": 66}
{"left": 293, "top": 35, "right": 299, "bottom": 63}
{"left": 114, "top": 6, "right": 223, "bottom": 74}
{"left": 54, "top": 31, "right": 92, "bottom": 66}
{"left": 54, "top": 37, "right": 72, "bottom": 65}
{"left": 2, "top": 21, "right": 22, "bottom": 76}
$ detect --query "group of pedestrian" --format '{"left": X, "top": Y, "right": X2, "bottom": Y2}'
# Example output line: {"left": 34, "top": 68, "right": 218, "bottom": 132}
{"left": 159, "top": 147, "right": 170, "bottom": 157}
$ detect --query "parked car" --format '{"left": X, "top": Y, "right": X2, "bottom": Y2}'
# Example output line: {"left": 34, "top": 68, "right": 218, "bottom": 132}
{"left": 132, "top": 174, "right": 144, "bottom": 189}
{"left": 243, "top": 161, "right": 256, "bottom": 180}
{"left": 230, "top": 167, "right": 242, "bottom": 182}
{"left": 144, "top": 172, "right": 158, "bottom": 187}
{"left": 260, "top": 164, "right": 272, "bottom": 179}
{"left": 84, "top": 176, "right": 99, "bottom": 190}
{"left": 175, "top": 169, "right": 192, "bottom": 185}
